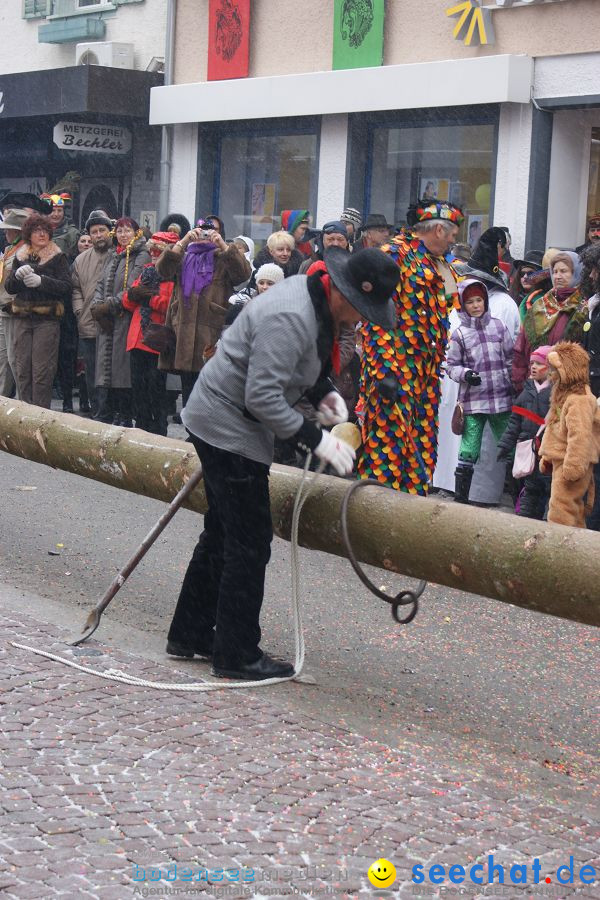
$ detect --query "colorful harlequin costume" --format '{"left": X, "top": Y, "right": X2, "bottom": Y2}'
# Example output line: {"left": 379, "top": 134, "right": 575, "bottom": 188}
{"left": 357, "top": 202, "right": 463, "bottom": 494}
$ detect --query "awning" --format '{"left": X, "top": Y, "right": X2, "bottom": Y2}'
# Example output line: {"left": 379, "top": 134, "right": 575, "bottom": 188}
{"left": 149, "top": 54, "right": 533, "bottom": 126}
{"left": 0, "top": 65, "right": 163, "bottom": 120}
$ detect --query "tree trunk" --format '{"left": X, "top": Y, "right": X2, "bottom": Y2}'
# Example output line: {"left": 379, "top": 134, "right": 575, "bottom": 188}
{"left": 1, "top": 398, "right": 598, "bottom": 627}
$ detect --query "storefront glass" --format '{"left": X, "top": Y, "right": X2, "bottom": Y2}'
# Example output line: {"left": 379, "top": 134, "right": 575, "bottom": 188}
{"left": 214, "top": 130, "right": 319, "bottom": 245}
{"left": 368, "top": 119, "right": 496, "bottom": 245}
{"left": 587, "top": 127, "right": 600, "bottom": 218}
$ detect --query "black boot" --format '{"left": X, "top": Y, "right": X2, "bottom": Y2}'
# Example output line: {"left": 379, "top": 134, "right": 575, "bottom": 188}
{"left": 454, "top": 463, "right": 474, "bottom": 505}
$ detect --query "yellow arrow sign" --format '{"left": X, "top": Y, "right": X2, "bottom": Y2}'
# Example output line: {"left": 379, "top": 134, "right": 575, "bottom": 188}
{"left": 446, "top": 0, "right": 495, "bottom": 45}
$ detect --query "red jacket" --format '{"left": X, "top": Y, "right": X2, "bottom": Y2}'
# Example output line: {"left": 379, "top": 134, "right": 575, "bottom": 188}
{"left": 122, "top": 268, "right": 174, "bottom": 355}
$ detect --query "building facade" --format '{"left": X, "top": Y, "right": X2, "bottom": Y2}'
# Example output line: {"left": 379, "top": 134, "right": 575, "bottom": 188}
{"left": 0, "top": 0, "right": 167, "bottom": 229}
{"left": 150, "top": 0, "right": 600, "bottom": 256}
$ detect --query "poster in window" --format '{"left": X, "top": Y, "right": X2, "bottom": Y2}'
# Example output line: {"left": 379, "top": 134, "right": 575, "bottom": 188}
{"left": 333, "top": 0, "right": 385, "bottom": 70}
{"left": 419, "top": 178, "right": 450, "bottom": 203}
{"left": 140, "top": 211, "right": 157, "bottom": 234}
{"left": 207, "top": 0, "right": 250, "bottom": 82}
{"left": 467, "top": 215, "right": 489, "bottom": 250}
{"left": 251, "top": 183, "right": 276, "bottom": 240}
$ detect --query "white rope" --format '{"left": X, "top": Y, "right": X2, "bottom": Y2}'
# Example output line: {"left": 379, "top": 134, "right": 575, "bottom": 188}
{"left": 10, "top": 456, "right": 323, "bottom": 692}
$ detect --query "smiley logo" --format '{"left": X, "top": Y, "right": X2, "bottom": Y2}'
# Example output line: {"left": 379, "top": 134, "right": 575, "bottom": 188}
{"left": 367, "top": 858, "right": 396, "bottom": 888}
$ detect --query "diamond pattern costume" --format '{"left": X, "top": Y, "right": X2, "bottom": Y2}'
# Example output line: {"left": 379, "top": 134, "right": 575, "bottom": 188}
{"left": 358, "top": 232, "right": 458, "bottom": 494}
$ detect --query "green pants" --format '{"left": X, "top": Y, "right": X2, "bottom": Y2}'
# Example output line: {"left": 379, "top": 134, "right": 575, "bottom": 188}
{"left": 459, "top": 412, "right": 511, "bottom": 464}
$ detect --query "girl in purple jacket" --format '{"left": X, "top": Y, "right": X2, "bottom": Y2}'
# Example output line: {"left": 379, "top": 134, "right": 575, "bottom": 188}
{"left": 447, "top": 278, "right": 514, "bottom": 504}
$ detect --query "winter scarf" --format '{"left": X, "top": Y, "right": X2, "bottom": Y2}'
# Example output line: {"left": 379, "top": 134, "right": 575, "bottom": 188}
{"left": 181, "top": 242, "right": 216, "bottom": 305}
{"left": 524, "top": 287, "right": 587, "bottom": 347}
{"left": 306, "top": 260, "right": 340, "bottom": 374}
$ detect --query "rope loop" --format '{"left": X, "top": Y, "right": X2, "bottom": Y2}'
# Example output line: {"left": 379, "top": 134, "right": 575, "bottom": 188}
{"left": 340, "top": 478, "right": 426, "bottom": 626}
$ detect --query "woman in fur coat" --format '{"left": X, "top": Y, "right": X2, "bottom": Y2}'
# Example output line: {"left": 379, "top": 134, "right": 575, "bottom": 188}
{"left": 156, "top": 224, "right": 251, "bottom": 406}
{"left": 4, "top": 214, "right": 71, "bottom": 408}
{"left": 539, "top": 341, "right": 600, "bottom": 528}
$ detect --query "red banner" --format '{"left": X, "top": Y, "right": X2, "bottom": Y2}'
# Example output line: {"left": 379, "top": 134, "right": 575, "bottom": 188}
{"left": 207, "top": 0, "right": 250, "bottom": 82}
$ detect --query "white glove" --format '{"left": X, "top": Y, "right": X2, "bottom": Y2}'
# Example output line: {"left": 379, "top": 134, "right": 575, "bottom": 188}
{"left": 23, "top": 271, "right": 42, "bottom": 288}
{"left": 15, "top": 264, "right": 33, "bottom": 281}
{"left": 317, "top": 390, "right": 348, "bottom": 426}
{"left": 314, "top": 430, "right": 355, "bottom": 476}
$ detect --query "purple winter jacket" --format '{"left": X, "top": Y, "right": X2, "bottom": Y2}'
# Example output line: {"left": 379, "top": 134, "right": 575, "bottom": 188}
{"left": 447, "top": 279, "right": 514, "bottom": 415}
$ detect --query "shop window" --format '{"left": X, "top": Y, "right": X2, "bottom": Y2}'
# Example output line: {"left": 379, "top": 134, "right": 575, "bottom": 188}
{"left": 367, "top": 119, "right": 496, "bottom": 245}
{"left": 587, "top": 128, "right": 600, "bottom": 220}
{"left": 214, "top": 131, "right": 319, "bottom": 246}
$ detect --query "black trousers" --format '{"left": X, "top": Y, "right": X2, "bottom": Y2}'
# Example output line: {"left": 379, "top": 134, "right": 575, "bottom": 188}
{"left": 167, "top": 436, "right": 273, "bottom": 669}
{"left": 57, "top": 312, "right": 78, "bottom": 409}
{"left": 79, "top": 336, "right": 97, "bottom": 415}
{"left": 517, "top": 468, "right": 551, "bottom": 520}
{"left": 181, "top": 370, "right": 199, "bottom": 408}
{"left": 130, "top": 349, "right": 167, "bottom": 436}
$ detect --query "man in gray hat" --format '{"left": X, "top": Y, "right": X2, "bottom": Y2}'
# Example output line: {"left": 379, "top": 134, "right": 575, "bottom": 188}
{"left": 0, "top": 209, "right": 28, "bottom": 396}
{"left": 71, "top": 210, "right": 114, "bottom": 416}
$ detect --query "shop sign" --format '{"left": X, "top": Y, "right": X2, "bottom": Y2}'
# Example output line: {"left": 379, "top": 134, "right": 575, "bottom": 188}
{"left": 333, "top": 0, "right": 385, "bottom": 71}
{"left": 447, "top": 0, "right": 571, "bottom": 46}
{"left": 52, "top": 121, "right": 132, "bottom": 154}
{"left": 207, "top": 0, "right": 250, "bottom": 82}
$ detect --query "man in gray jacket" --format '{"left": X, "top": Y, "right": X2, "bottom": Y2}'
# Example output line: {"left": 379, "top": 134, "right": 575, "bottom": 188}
{"left": 71, "top": 210, "right": 113, "bottom": 417}
{"left": 166, "top": 247, "right": 398, "bottom": 681}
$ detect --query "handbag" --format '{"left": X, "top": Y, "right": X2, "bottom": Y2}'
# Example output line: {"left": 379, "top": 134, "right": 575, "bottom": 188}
{"left": 141, "top": 320, "right": 176, "bottom": 355}
{"left": 451, "top": 402, "right": 465, "bottom": 436}
{"left": 513, "top": 422, "right": 546, "bottom": 478}
{"left": 512, "top": 417, "right": 546, "bottom": 479}
{"left": 512, "top": 439, "right": 536, "bottom": 479}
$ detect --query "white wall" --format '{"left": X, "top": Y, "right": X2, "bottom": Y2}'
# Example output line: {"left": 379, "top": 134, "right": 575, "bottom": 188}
{"left": 493, "top": 103, "right": 534, "bottom": 258}
{"left": 315, "top": 115, "right": 348, "bottom": 228}
{"left": 534, "top": 52, "right": 600, "bottom": 101}
{"left": 0, "top": 0, "right": 166, "bottom": 75}
{"left": 546, "top": 110, "right": 595, "bottom": 249}
{"left": 168, "top": 123, "right": 198, "bottom": 225}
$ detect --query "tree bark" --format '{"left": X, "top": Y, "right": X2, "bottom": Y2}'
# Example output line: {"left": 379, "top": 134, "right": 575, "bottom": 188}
{"left": 1, "top": 398, "right": 598, "bottom": 627}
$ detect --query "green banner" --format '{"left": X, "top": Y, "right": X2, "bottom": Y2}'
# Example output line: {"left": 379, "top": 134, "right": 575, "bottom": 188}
{"left": 333, "top": 0, "right": 385, "bottom": 70}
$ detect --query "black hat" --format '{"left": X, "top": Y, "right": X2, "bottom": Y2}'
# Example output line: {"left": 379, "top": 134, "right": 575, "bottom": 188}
{"left": 0, "top": 192, "right": 52, "bottom": 216}
{"left": 159, "top": 213, "right": 191, "bottom": 239}
{"left": 324, "top": 247, "right": 397, "bottom": 331}
{"left": 468, "top": 227, "right": 506, "bottom": 276}
{"left": 364, "top": 213, "right": 392, "bottom": 231}
{"left": 512, "top": 250, "right": 544, "bottom": 271}
{"left": 85, "top": 209, "right": 113, "bottom": 231}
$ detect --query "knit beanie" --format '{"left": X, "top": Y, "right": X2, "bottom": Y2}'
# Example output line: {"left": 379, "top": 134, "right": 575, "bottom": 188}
{"left": 530, "top": 345, "right": 552, "bottom": 365}
{"left": 255, "top": 263, "right": 285, "bottom": 285}
{"left": 146, "top": 230, "right": 179, "bottom": 257}
{"left": 340, "top": 207, "right": 362, "bottom": 229}
{"left": 282, "top": 209, "right": 309, "bottom": 235}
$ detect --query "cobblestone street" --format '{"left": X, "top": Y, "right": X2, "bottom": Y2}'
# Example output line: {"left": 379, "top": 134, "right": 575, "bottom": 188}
{"left": 0, "top": 603, "right": 598, "bottom": 899}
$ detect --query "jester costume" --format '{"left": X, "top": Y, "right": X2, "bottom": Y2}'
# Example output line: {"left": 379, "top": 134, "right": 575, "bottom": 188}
{"left": 358, "top": 205, "right": 462, "bottom": 494}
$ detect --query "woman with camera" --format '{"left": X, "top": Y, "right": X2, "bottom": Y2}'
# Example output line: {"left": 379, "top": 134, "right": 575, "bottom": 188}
{"left": 155, "top": 222, "right": 251, "bottom": 406}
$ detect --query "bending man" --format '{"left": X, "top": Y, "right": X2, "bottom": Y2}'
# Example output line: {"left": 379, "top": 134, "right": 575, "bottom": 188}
{"left": 167, "top": 247, "right": 398, "bottom": 680}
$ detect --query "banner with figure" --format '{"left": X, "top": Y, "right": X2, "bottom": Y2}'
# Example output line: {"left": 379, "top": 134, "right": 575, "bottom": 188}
{"left": 332, "top": 0, "right": 384, "bottom": 70}
{"left": 207, "top": 0, "right": 250, "bottom": 81}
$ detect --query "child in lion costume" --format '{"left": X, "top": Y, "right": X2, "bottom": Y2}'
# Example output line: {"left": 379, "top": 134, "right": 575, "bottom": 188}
{"left": 539, "top": 341, "right": 600, "bottom": 527}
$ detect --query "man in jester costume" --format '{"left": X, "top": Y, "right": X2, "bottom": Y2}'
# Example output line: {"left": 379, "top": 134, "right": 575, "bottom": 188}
{"left": 357, "top": 201, "right": 464, "bottom": 494}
